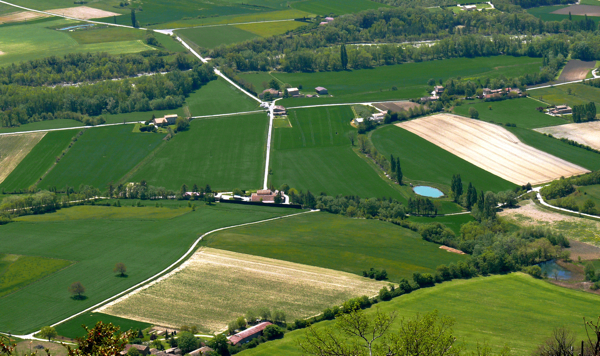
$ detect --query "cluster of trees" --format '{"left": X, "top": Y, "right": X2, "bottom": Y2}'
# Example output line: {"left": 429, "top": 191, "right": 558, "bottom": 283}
{"left": 0, "top": 64, "right": 214, "bottom": 128}
{"left": 362, "top": 267, "right": 388, "bottom": 280}
{"left": 572, "top": 102, "right": 597, "bottom": 122}
{"left": 407, "top": 197, "right": 438, "bottom": 215}
{"left": 0, "top": 51, "right": 193, "bottom": 86}
{"left": 541, "top": 173, "right": 600, "bottom": 215}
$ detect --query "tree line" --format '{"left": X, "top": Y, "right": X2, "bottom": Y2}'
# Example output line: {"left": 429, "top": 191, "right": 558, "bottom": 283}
{"left": 0, "top": 51, "right": 194, "bottom": 87}
{"left": 0, "top": 64, "right": 215, "bottom": 128}
{"left": 572, "top": 102, "right": 597, "bottom": 123}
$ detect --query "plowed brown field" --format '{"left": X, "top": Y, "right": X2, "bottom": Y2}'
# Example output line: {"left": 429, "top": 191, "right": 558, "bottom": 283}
{"left": 46, "top": 6, "right": 120, "bottom": 20}
{"left": 397, "top": 114, "right": 589, "bottom": 185}
{"left": 0, "top": 132, "right": 45, "bottom": 184}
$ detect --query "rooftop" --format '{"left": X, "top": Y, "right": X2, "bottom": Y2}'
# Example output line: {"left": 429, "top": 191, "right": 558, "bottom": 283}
{"left": 229, "top": 322, "right": 272, "bottom": 346}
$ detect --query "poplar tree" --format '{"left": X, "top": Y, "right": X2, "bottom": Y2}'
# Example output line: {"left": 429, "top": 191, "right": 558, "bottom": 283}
{"left": 131, "top": 9, "right": 137, "bottom": 28}
{"left": 396, "top": 158, "right": 402, "bottom": 184}
{"left": 340, "top": 44, "right": 348, "bottom": 70}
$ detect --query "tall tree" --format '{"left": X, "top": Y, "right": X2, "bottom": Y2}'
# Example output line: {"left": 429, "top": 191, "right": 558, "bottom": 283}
{"left": 451, "top": 174, "right": 463, "bottom": 202}
{"left": 340, "top": 44, "right": 348, "bottom": 70}
{"left": 113, "top": 262, "right": 127, "bottom": 277}
{"left": 131, "top": 9, "right": 137, "bottom": 28}
{"left": 69, "top": 281, "right": 85, "bottom": 299}
{"left": 390, "top": 154, "right": 396, "bottom": 173}
{"left": 180, "top": 184, "right": 188, "bottom": 198}
{"left": 396, "top": 158, "right": 403, "bottom": 184}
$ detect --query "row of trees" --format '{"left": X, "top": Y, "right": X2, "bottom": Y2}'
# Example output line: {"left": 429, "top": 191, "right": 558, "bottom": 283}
{"left": 572, "top": 102, "right": 597, "bottom": 123}
{"left": 0, "top": 64, "right": 215, "bottom": 127}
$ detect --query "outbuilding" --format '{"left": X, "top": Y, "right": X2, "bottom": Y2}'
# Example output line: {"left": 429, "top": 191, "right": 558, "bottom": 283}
{"left": 315, "top": 86, "right": 328, "bottom": 95}
{"left": 228, "top": 322, "right": 273, "bottom": 346}
{"left": 286, "top": 88, "right": 300, "bottom": 96}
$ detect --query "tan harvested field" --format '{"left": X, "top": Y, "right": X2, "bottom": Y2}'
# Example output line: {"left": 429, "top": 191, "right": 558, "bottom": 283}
{"left": 374, "top": 101, "right": 421, "bottom": 113}
{"left": 535, "top": 121, "right": 600, "bottom": 151}
{"left": 557, "top": 60, "right": 597, "bottom": 81}
{"left": 46, "top": 6, "right": 120, "bottom": 20}
{"left": 98, "top": 248, "right": 386, "bottom": 333}
{"left": 397, "top": 114, "right": 589, "bottom": 185}
{"left": 552, "top": 5, "right": 600, "bottom": 16}
{"left": 500, "top": 200, "right": 600, "bottom": 249}
{"left": 0, "top": 11, "right": 49, "bottom": 24}
{"left": 0, "top": 132, "right": 45, "bottom": 184}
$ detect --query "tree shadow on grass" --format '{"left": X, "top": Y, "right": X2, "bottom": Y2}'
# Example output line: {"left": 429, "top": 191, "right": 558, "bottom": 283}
{"left": 115, "top": 274, "right": 129, "bottom": 278}
{"left": 70, "top": 295, "right": 88, "bottom": 301}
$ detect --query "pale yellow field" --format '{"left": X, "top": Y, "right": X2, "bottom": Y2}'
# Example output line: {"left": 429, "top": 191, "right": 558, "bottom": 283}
{"left": 46, "top": 6, "right": 120, "bottom": 20}
{"left": 397, "top": 114, "right": 589, "bottom": 185}
{"left": 98, "top": 248, "right": 386, "bottom": 333}
{"left": 535, "top": 121, "right": 600, "bottom": 151}
{"left": 235, "top": 20, "right": 307, "bottom": 37}
{"left": 0, "top": 132, "right": 45, "bottom": 184}
{"left": 0, "top": 11, "right": 49, "bottom": 24}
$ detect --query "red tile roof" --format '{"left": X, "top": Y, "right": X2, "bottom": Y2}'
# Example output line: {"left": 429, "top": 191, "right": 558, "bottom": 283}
{"left": 228, "top": 322, "right": 272, "bottom": 346}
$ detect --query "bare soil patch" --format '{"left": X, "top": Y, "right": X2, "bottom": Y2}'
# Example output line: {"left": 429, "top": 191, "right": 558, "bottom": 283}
{"left": 535, "top": 121, "right": 600, "bottom": 151}
{"left": 46, "top": 6, "right": 120, "bottom": 20}
{"left": 552, "top": 4, "right": 600, "bottom": 16}
{"left": 397, "top": 114, "right": 588, "bottom": 185}
{"left": 558, "top": 59, "right": 597, "bottom": 81}
{"left": 0, "top": 51, "right": 5, "bottom": 56}
{"left": 98, "top": 248, "right": 386, "bottom": 333}
{"left": 374, "top": 101, "right": 421, "bottom": 113}
{"left": 0, "top": 132, "right": 46, "bottom": 184}
{"left": 440, "top": 246, "right": 466, "bottom": 254}
{"left": 0, "top": 11, "right": 49, "bottom": 24}
{"left": 499, "top": 200, "right": 600, "bottom": 248}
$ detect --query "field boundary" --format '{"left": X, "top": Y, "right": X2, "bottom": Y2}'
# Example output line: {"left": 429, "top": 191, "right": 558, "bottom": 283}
{"left": 0, "top": 208, "right": 319, "bottom": 339}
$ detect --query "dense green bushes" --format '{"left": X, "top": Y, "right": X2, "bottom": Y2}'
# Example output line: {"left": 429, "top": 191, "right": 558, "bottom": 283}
{"left": 541, "top": 177, "right": 575, "bottom": 199}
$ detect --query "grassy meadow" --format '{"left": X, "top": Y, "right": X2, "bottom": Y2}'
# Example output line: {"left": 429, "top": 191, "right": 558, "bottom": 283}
{"left": 131, "top": 113, "right": 267, "bottom": 191}
{"left": 1, "top": 130, "right": 77, "bottom": 192}
{"left": 453, "top": 98, "right": 568, "bottom": 129}
{"left": 177, "top": 26, "right": 259, "bottom": 49}
{"left": 531, "top": 82, "right": 600, "bottom": 109}
{"left": 39, "top": 125, "right": 163, "bottom": 190}
{"left": 237, "top": 56, "right": 543, "bottom": 106}
{"left": 292, "top": 0, "right": 388, "bottom": 15}
{"left": 186, "top": 78, "right": 260, "bottom": 116}
{"left": 239, "top": 273, "right": 600, "bottom": 356}
{"left": 0, "top": 19, "right": 151, "bottom": 66}
{"left": 235, "top": 20, "right": 307, "bottom": 37}
{"left": 408, "top": 214, "right": 475, "bottom": 235}
{"left": 270, "top": 106, "right": 406, "bottom": 200}
{"left": 0, "top": 132, "right": 45, "bottom": 184}
{"left": 371, "top": 125, "right": 517, "bottom": 193}
{"left": 527, "top": 5, "right": 600, "bottom": 23}
{"left": 0, "top": 254, "right": 72, "bottom": 298}
{"left": 0, "top": 203, "right": 295, "bottom": 334}
{"left": 507, "top": 126, "right": 600, "bottom": 172}
{"left": 202, "top": 212, "right": 467, "bottom": 282}
{"left": 0, "top": 120, "right": 84, "bottom": 133}
{"left": 67, "top": 26, "right": 145, "bottom": 44}
{"left": 55, "top": 312, "right": 150, "bottom": 339}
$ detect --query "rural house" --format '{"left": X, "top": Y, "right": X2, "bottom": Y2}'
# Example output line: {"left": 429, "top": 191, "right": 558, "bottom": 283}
{"left": 286, "top": 88, "right": 300, "bottom": 96}
{"left": 259, "top": 88, "right": 281, "bottom": 99}
{"left": 315, "top": 86, "right": 328, "bottom": 95}
{"left": 369, "top": 112, "right": 386, "bottom": 122}
{"left": 319, "top": 21, "right": 329, "bottom": 25}
{"left": 433, "top": 86, "right": 445, "bottom": 96}
{"left": 121, "top": 345, "right": 149, "bottom": 355}
{"left": 325, "top": 16, "right": 334, "bottom": 22}
{"left": 153, "top": 114, "right": 178, "bottom": 126}
{"left": 251, "top": 189, "right": 280, "bottom": 203}
{"left": 228, "top": 322, "right": 273, "bottom": 346}
{"left": 548, "top": 105, "right": 572, "bottom": 116}
{"left": 164, "top": 347, "right": 182, "bottom": 355}
{"left": 189, "top": 346, "right": 214, "bottom": 356}
{"left": 460, "top": 4, "right": 477, "bottom": 10}
{"left": 273, "top": 105, "right": 287, "bottom": 115}
{"left": 164, "top": 114, "right": 178, "bottom": 125}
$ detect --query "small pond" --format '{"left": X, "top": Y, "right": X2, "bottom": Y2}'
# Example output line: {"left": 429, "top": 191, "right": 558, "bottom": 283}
{"left": 58, "top": 24, "right": 96, "bottom": 31}
{"left": 413, "top": 186, "right": 444, "bottom": 198}
{"left": 538, "top": 260, "right": 573, "bottom": 281}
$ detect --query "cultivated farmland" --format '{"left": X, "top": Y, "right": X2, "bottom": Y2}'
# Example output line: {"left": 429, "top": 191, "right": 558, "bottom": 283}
{"left": 0, "top": 203, "right": 294, "bottom": 333}
{"left": 176, "top": 26, "right": 259, "bottom": 50}
{"left": 552, "top": 4, "right": 600, "bottom": 16}
{"left": 99, "top": 247, "right": 386, "bottom": 333}
{"left": 239, "top": 273, "right": 600, "bottom": 356}
{"left": 40, "top": 125, "right": 164, "bottom": 190}
{"left": 45, "top": 6, "right": 120, "bottom": 20}
{"left": 0, "top": 130, "right": 76, "bottom": 192}
{"left": 371, "top": 125, "right": 516, "bottom": 193}
{"left": 0, "top": 253, "right": 72, "bottom": 298}
{"left": 557, "top": 59, "right": 597, "bottom": 81}
{"left": 0, "top": 132, "right": 45, "bottom": 184}
{"left": 186, "top": 77, "right": 261, "bottom": 116}
{"left": 292, "top": 0, "right": 387, "bottom": 15}
{"left": 535, "top": 121, "right": 600, "bottom": 151}
{"left": 373, "top": 101, "right": 421, "bottom": 113}
{"left": 397, "top": 114, "right": 589, "bottom": 185}
{"left": 131, "top": 113, "right": 268, "bottom": 191}
{"left": 531, "top": 82, "right": 600, "bottom": 108}
{"left": 235, "top": 20, "right": 307, "bottom": 37}
{"left": 55, "top": 312, "right": 150, "bottom": 339}
{"left": 270, "top": 106, "right": 405, "bottom": 200}
{"left": 202, "top": 212, "right": 467, "bottom": 282}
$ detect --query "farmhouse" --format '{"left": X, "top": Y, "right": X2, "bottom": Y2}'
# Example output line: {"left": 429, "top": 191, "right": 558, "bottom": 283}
{"left": 189, "top": 346, "right": 214, "bottom": 356}
{"left": 319, "top": 21, "right": 328, "bottom": 25}
{"left": 325, "top": 16, "right": 335, "bottom": 22}
{"left": 287, "top": 88, "right": 300, "bottom": 96}
{"left": 259, "top": 88, "right": 281, "bottom": 99}
{"left": 370, "top": 112, "right": 386, "bottom": 122}
{"left": 355, "top": 117, "right": 364, "bottom": 124}
{"left": 251, "top": 189, "right": 280, "bottom": 203}
{"left": 273, "top": 105, "right": 287, "bottom": 115}
{"left": 461, "top": 4, "right": 477, "bottom": 10}
{"left": 420, "top": 96, "right": 438, "bottom": 103}
{"left": 433, "top": 85, "right": 445, "bottom": 95}
{"left": 121, "top": 345, "right": 149, "bottom": 355}
{"left": 315, "top": 86, "right": 328, "bottom": 95}
{"left": 548, "top": 105, "right": 572, "bottom": 116}
{"left": 153, "top": 114, "right": 178, "bottom": 126}
{"left": 164, "top": 347, "right": 182, "bottom": 355}
{"left": 229, "top": 322, "right": 273, "bottom": 346}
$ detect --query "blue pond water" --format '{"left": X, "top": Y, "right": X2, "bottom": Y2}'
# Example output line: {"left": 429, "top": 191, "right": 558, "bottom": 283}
{"left": 413, "top": 186, "right": 444, "bottom": 198}
{"left": 538, "top": 260, "right": 572, "bottom": 280}
{"left": 58, "top": 24, "right": 96, "bottom": 31}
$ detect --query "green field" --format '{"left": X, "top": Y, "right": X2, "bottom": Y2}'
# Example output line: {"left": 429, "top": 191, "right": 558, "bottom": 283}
{"left": 239, "top": 273, "right": 600, "bottom": 356}
{"left": 553, "top": 184, "right": 600, "bottom": 213}
{"left": 235, "top": 20, "right": 307, "bottom": 37}
{"left": 527, "top": 5, "right": 600, "bottom": 23}
{"left": 0, "top": 120, "right": 85, "bottom": 133}
{"left": 238, "top": 56, "right": 543, "bottom": 106}
{"left": 453, "top": 98, "right": 568, "bottom": 129}
{"left": 1, "top": 130, "right": 77, "bottom": 192}
{"left": 531, "top": 83, "right": 600, "bottom": 109}
{"left": 0, "top": 254, "right": 72, "bottom": 298}
{"left": 371, "top": 125, "right": 517, "bottom": 193}
{"left": 507, "top": 126, "right": 600, "bottom": 172}
{"left": 186, "top": 78, "right": 260, "bottom": 116}
{"left": 131, "top": 113, "right": 267, "bottom": 191}
{"left": 177, "top": 25, "right": 259, "bottom": 49}
{"left": 408, "top": 214, "right": 475, "bottom": 235}
{"left": 67, "top": 26, "right": 145, "bottom": 44}
{"left": 291, "top": 0, "right": 387, "bottom": 15}
{"left": 39, "top": 125, "right": 164, "bottom": 190}
{"left": 0, "top": 19, "right": 151, "bottom": 66}
{"left": 0, "top": 203, "right": 294, "bottom": 333}
{"left": 202, "top": 212, "right": 466, "bottom": 282}
{"left": 55, "top": 312, "right": 150, "bottom": 339}
{"left": 271, "top": 106, "right": 406, "bottom": 200}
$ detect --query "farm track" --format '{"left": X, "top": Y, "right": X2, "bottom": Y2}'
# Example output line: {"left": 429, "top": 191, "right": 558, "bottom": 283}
{"left": 398, "top": 114, "right": 589, "bottom": 185}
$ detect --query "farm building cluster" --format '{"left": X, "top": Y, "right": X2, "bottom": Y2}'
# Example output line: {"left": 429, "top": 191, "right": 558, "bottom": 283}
{"left": 229, "top": 322, "right": 273, "bottom": 346}
{"left": 120, "top": 344, "right": 213, "bottom": 356}
{"left": 480, "top": 87, "right": 523, "bottom": 99}
{"left": 319, "top": 16, "right": 335, "bottom": 25}
{"left": 152, "top": 114, "right": 178, "bottom": 127}
{"left": 260, "top": 86, "right": 329, "bottom": 99}
{"left": 546, "top": 105, "right": 573, "bottom": 116}
{"left": 355, "top": 112, "right": 386, "bottom": 124}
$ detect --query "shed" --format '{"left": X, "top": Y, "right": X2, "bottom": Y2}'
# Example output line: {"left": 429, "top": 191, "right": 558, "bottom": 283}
{"left": 153, "top": 117, "right": 168, "bottom": 126}
{"left": 273, "top": 105, "right": 287, "bottom": 115}
{"left": 121, "top": 345, "right": 150, "bottom": 355}
{"left": 164, "top": 114, "right": 178, "bottom": 125}
{"left": 228, "top": 322, "right": 273, "bottom": 346}
{"left": 315, "top": 86, "right": 328, "bottom": 95}
{"left": 286, "top": 88, "right": 300, "bottom": 96}
{"left": 325, "top": 16, "right": 334, "bottom": 22}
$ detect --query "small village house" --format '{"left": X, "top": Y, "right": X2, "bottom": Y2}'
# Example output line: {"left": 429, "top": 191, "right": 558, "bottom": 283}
{"left": 153, "top": 114, "right": 178, "bottom": 127}
{"left": 461, "top": 4, "right": 477, "bottom": 10}
{"left": 259, "top": 88, "right": 281, "bottom": 99}
{"left": 433, "top": 86, "right": 445, "bottom": 96}
{"left": 273, "top": 105, "right": 287, "bottom": 116}
{"left": 229, "top": 322, "right": 273, "bottom": 346}
{"left": 286, "top": 88, "right": 300, "bottom": 96}
{"left": 251, "top": 189, "right": 280, "bottom": 203}
{"left": 121, "top": 345, "right": 149, "bottom": 355}
{"left": 315, "top": 86, "right": 328, "bottom": 95}
{"left": 319, "top": 21, "right": 329, "bottom": 26}
{"left": 324, "top": 16, "right": 334, "bottom": 22}
{"left": 189, "top": 346, "right": 214, "bottom": 356}
{"left": 369, "top": 112, "right": 386, "bottom": 122}
{"left": 548, "top": 105, "right": 572, "bottom": 116}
